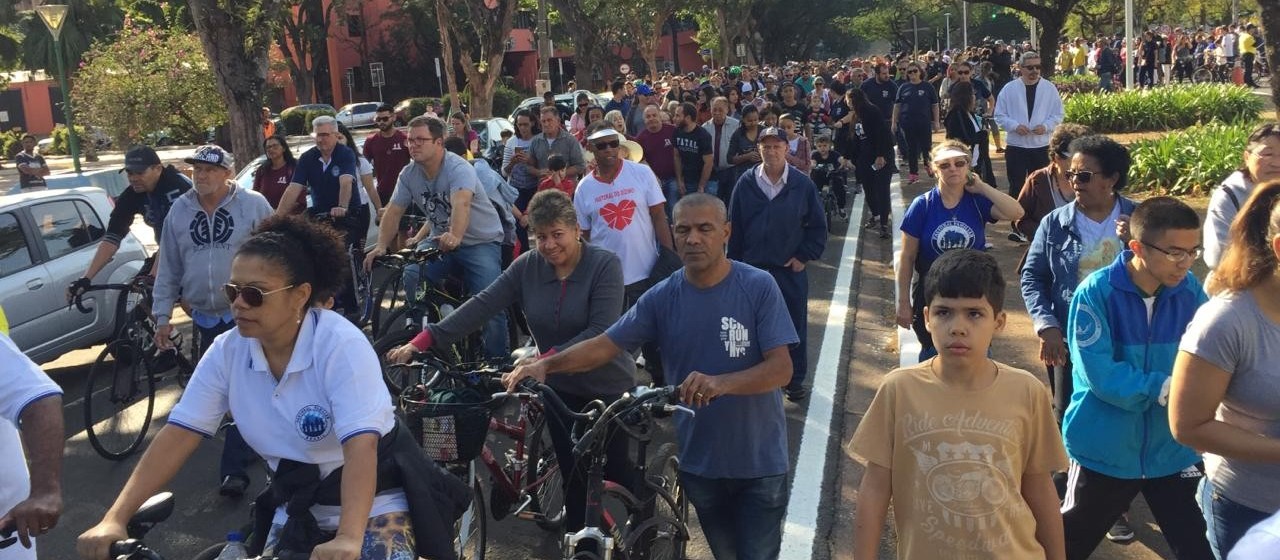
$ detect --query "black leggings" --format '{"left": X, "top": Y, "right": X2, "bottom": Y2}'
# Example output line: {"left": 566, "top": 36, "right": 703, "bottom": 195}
{"left": 900, "top": 122, "right": 933, "bottom": 175}
{"left": 857, "top": 162, "right": 892, "bottom": 220}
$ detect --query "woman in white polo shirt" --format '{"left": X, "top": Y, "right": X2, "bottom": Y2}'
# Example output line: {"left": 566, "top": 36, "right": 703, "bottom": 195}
{"left": 77, "top": 215, "right": 406, "bottom": 560}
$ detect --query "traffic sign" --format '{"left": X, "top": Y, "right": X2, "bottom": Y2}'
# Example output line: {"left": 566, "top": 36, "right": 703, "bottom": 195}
{"left": 370, "top": 62, "right": 385, "bottom": 87}
{"left": 699, "top": 48, "right": 712, "bottom": 56}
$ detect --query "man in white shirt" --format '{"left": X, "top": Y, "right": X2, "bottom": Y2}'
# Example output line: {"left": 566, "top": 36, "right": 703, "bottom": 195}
{"left": 994, "top": 51, "right": 1064, "bottom": 198}
{"left": 702, "top": 97, "right": 741, "bottom": 204}
{"left": 0, "top": 334, "right": 63, "bottom": 559}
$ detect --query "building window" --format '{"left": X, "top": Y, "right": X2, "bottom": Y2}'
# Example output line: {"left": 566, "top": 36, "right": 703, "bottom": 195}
{"left": 347, "top": 14, "right": 363, "bottom": 37}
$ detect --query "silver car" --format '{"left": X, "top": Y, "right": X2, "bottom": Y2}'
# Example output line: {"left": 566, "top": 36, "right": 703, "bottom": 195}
{"left": 0, "top": 187, "right": 149, "bottom": 364}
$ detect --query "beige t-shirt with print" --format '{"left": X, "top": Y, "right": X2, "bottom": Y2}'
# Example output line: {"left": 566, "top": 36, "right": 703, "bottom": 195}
{"left": 850, "top": 360, "right": 1068, "bottom": 560}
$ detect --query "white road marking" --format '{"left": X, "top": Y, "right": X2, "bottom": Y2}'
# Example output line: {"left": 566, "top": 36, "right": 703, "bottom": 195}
{"left": 891, "top": 180, "right": 919, "bottom": 368}
{"left": 779, "top": 189, "right": 866, "bottom": 558}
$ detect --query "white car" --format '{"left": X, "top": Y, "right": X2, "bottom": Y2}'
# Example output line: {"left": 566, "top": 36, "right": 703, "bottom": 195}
{"left": 335, "top": 102, "right": 383, "bottom": 129}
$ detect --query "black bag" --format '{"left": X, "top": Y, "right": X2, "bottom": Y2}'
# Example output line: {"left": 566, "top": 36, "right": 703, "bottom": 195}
{"left": 647, "top": 245, "right": 683, "bottom": 286}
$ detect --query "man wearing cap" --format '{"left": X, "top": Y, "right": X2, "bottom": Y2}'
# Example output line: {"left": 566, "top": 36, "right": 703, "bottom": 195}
{"left": 625, "top": 83, "right": 658, "bottom": 137}
{"left": 67, "top": 145, "right": 192, "bottom": 299}
{"left": 151, "top": 145, "right": 272, "bottom": 498}
{"left": 575, "top": 127, "right": 674, "bottom": 382}
{"left": 702, "top": 97, "right": 740, "bottom": 203}
{"left": 727, "top": 126, "right": 827, "bottom": 402}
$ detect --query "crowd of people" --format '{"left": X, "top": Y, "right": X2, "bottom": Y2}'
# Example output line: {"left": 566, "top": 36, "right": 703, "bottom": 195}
{"left": 0, "top": 20, "right": 1277, "bottom": 560}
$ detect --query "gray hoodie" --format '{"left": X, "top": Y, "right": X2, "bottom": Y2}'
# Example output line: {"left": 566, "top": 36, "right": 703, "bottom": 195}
{"left": 153, "top": 182, "right": 274, "bottom": 325}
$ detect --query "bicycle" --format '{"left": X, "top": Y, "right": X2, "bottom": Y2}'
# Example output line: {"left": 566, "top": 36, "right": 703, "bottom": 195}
{"left": 393, "top": 356, "right": 567, "bottom": 547}
{"left": 1191, "top": 55, "right": 1232, "bottom": 84}
{"left": 531, "top": 381, "right": 694, "bottom": 560}
{"left": 372, "top": 248, "right": 487, "bottom": 377}
{"left": 72, "top": 277, "right": 195, "bottom": 460}
{"left": 814, "top": 165, "right": 850, "bottom": 234}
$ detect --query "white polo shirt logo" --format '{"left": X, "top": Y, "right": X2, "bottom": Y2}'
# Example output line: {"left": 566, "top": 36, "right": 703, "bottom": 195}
{"left": 296, "top": 405, "right": 333, "bottom": 441}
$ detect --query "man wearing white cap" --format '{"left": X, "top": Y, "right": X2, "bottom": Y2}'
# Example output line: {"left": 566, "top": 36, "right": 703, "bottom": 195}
{"left": 151, "top": 144, "right": 273, "bottom": 497}
{"left": 574, "top": 128, "right": 674, "bottom": 383}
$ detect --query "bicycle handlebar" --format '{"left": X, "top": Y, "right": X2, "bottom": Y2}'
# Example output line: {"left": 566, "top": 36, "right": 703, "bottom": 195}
{"left": 570, "top": 385, "right": 690, "bottom": 458}
{"left": 70, "top": 278, "right": 149, "bottom": 314}
{"left": 373, "top": 247, "right": 444, "bottom": 269}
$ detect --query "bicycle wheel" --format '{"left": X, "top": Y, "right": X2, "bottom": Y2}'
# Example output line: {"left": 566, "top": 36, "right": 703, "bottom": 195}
{"left": 1191, "top": 67, "right": 1212, "bottom": 84}
{"left": 370, "top": 271, "right": 405, "bottom": 339}
{"left": 823, "top": 191, "right": 837, "bottom": 234}
{"left": 526, "top": 406, "right": 566, "bottom": 532}
{"left": 85, "top": 340, "right": 156, "bottom": 460}
{"left": 630, "top": 443, "right": 688, "bottom": 560}
{"left": 456, "top": 467, "right": 487, "bottom": 560}
{"left": 373, "top": 313, "right": 418, "bottom": 398}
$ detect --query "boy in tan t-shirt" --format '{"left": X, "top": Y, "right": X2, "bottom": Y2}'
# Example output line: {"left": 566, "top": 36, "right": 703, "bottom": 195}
{"left": 850, "top": 249, "right": 1068, "bottom": 559}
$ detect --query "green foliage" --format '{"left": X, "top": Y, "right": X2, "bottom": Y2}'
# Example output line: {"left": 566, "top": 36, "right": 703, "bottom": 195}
{"left": 1128, "top": 120, "right": 1257, "bottom": 196}
{"left": 71, "top": 23, "right": 227, "bottom": 147}
{"left": 1062, "top": 84, "right": 1263, "bottom": 133}
{"left": 1054, "top": 73, "right": 1101, "bottom": 96}
{"left": 0, "top": 128, "right": 26, "bottom": 160}
{"left": 47, "top": 124, "right": 89, "bottom": 156}
{"left": 279, "top": 106, "right": 337, "bottom": 135}
{"left": 491, "top": 83, "right": 526, "bottom": 118}
{"left": 19, "top": 1, "right": 126, "bottom": 75}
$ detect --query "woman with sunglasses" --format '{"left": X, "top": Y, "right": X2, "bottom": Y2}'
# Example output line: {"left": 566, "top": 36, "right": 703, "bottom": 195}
{"left": 1011, "top": 123, "right": 1094, "bottom": 243}
{"left": 1021, "top": 134, "right": 1136, "bottom": 426}
{"left": 385, "top": 189, "right": 636, "bottom": 534}
{"left": 253, "top": 135, "right": 303, "bottom": 214}
{"left": 897, "top": 140, "right": 1023, "bottom": 361}
{"left": 568, "top": 92, "right": 592, "bottom": 138}
{"left": 891, "top": 62, "right": 942, "bottom": 185}
{"left": 79, "top": 215, "right": 429, "bottom": 560}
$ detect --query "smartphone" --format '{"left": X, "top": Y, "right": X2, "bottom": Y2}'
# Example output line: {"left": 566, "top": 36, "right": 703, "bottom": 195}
{"left": 514, "top": 147, "right": 527, "bottom": 155}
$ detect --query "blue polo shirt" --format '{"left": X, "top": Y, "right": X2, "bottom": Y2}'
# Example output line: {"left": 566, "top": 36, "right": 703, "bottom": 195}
{"left": 291, "top": 144, "right": 360, "bottom": 213}
{"left": 895, "top": 81, "right": 938, "bottom": 125}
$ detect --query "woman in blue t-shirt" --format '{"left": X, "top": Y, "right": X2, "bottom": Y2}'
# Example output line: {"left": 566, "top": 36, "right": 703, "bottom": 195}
{"left": 896, "top": 140, "right": 1024, "bottom": 360}
{"left": 891, "top": 62, "right": 941, "bottom": 185}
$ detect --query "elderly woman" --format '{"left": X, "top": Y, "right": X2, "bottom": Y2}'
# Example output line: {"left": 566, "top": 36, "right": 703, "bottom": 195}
{"left": 1171, "top": 179, "right": 1280, "bottom": 559}
{"left": 79, "top": 215, "right": 443, "bottom": 560}
{"left": 387, "top": 189, "right": 634, "bottom": 533}
{"left": 1204, "top": 123, "right": 1280, "bottom": 271}
{"left": 1012, "top": 123, "right": 1095, "bottom": 242}
{"left": 897, "top": 140, "right": 1023, "bottom": 361}
{"left": 1020, "top": 134, "right": 1137, "bottom": 424}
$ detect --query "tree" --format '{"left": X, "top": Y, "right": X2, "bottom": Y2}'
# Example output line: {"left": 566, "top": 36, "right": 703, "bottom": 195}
{"left": 614, "top": 0, "right": 683, "bottom": 80}
{"left": 71, "top": 22, "right": 224, "bottom": 147}
{"left": 1262, "top": 1, "right": 1280, "bottom": 108}
{"left": 435, "top": 0, "right": 461, "bottom": 112}
{"left": 186, "top": 0, "right": 283, "bottom": 171}
{"left": 547, "top": 0, "right": 612, "bottom": 90}
{"left": 964, "top": 0, "right": 1082, "bottom": 76}
{"left": 275, "top": 0, "right": 340, "bottom": 105}
{"left": 19, "top": 0, "right": 125, "bottom": 76}
{"left": 436, "top": 0, "right": 519, "bottom": 118}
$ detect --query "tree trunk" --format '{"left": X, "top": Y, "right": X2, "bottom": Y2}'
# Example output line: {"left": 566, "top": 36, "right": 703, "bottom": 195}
{"left": 187, "top": 0, "right": 280, "bottom": 172}
{"left": 275, "top": 34, "right": 314, "bottom": 104}
{"left": 435, "top": 0, "right": 461, "bottom": 112}
{"left": 1038, "top": 15, "right": 1065, "bottom": 78}
{"left": 1261, "top": 1, "right": 1280, "bottom": 108}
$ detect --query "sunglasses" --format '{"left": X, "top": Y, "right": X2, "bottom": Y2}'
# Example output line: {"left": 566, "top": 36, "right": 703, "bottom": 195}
{"left": 224, "top": 283, "right": 294, "bottom": 307}
{"left": 907, "top": 69, "right": 921, "bottom": 73}
{"left": 374, "top": 117, "right": 392, "bottom": 122}
{"left": 956, "top": 71, "right": 971, "bottom": 75}
{"left": 1023, "top": 64, "right": 1042, "bottom": 70}
{"left": 934, "top": 159, "right": 968, "bottom": 170}
{"left": 593, "top": 140, "right": 620, "bottom": 150}
{"left": 1064, "top": 169, "right": 1096, "bottom": 183}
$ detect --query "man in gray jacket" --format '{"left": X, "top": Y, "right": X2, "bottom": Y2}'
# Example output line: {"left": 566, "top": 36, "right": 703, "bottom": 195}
{"left": 150, "top": 144, "right": 273, "bottom": 497}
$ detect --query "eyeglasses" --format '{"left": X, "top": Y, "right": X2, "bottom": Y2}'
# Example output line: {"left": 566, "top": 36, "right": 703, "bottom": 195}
{"left": 224, "top": 283, "right": 294, "bottom": 306}
{"left": 374, "top": 117, "right": 392, "bottom": 122}
{"left": 934, "top": 159, "right": 968, "bottom": 170}
{"left": 1141, "top": 242, "right": 1204, "bottom": 263}
{"left": 1064, "top": 169, "right": 1097, "bottom": 183}
{"left": 956, "top": 71, "right": 971, "bottom": 75}
{"left": 407, "top": 136, "right": 438, "bottom": 145}
{"left": 907, "top": 69, "right": 921, "bottom": 73}
{"left": 593, "top": 140, "right": 620, "bottom": 150}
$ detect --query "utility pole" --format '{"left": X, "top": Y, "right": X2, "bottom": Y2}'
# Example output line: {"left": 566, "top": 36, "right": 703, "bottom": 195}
{"left": 945, "top": 12, "right": 951, "bottom": 51}
{"left": 914, "top": 14, "right": 919, "bottom": 52}
{"left": 962, "top": 2, "right": 968, "bottom": 49}
{"left": 537, "top": 0, "right": 551, "bottom": 94}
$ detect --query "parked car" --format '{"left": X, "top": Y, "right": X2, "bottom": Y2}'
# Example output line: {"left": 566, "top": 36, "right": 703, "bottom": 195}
{"left": 283, "top": 103, "right": 337, "bottom": 114}
{"left": 335, "top": 102, "right": 382, "bottom": 129}
{"left": 394, "top": 97, "right": 431, "bottom": 125}
{"left": 470, "top": 118, "right": 514, "bottom": 161}
{"left": 233, "top": 138, "right": 380, "bottom": 251}
{"left": 0, "top": 187, "right": 149, "bottom": 364}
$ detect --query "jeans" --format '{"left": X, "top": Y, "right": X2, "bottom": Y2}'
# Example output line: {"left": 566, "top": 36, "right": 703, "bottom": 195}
{"left": 660, "top": 177, "right": 679, "bottom": 221}
{"left": 1198, "top": 477, "right": 1272, "bottom": 560}
{"left": 680, "top": 471, "right": 788, "bottom": 560}
{"left": 1099, "top": 71, "right": 1115, "bottom": 91}
{"left": 403, "top": 240, "right": 508, "bottom": 360}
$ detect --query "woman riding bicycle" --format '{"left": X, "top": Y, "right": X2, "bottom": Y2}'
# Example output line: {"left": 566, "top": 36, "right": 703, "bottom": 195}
{"left": 387, "top": 189, "right": 637, "bottom": 533}
{"left": 78, "top": 215, "right": 419, "bottom": 560}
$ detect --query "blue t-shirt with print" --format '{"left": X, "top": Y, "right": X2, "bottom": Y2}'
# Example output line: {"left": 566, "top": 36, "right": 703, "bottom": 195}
{"left": 291, "top": 144, "right": 360, "bottom": 213}
{"left": 901, "top": 187, "right": 995, "bottom": 274}
{"left": 895, "top": 81, "right": 938, "bottom": 125}
{"left": 605, "top": 261, "right": 798, "bottom": 479}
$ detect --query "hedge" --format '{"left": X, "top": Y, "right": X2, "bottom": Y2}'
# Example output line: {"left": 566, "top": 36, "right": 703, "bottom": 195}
{"left": 1063, "top": 84, "right": 1262, "bottom": 133}
{"left": 1127, "top": 119, "right": 1257, "bottom": 196}
{"left": 280, "top": 106, "right": 337, "bottom": 135}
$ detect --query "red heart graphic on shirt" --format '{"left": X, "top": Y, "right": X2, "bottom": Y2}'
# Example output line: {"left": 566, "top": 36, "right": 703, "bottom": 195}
{"left": 600, "top": 200, "right": 637, "bottom": 230}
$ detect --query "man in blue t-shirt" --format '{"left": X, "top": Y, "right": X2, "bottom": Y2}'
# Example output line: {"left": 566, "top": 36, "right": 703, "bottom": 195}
{"left": 504, "top": 193, "right": 797, "bottom": 560}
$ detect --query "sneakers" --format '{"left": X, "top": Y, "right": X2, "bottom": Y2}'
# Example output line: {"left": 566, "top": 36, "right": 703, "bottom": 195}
{"left": 879, "top": 222, "right": 891, "bottom": 239}
{"left": 864, "top": 216, "right": 880, "bottom": 230}
{"left": 785, "top": 386, "right": 810, "bottom": 402}
{"left": 219, "top": 475, "right": 249, "bottom": 498}
{"left": 1106, "top": 515, "right": 1135, "bottom": 543}
{"left": 837, "top": 208, "right": 848, "bottom": 220}
{"left": 908, "top": 173, "right": 919, "bottom": 184}
{"left": 1008, "top": 231, "right": 1029, "bottom": 244}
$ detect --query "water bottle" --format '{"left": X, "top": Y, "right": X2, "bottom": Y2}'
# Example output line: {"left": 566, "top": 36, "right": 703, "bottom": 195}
{"left": 214, "top": 531, "right": 249, "bottom": 560}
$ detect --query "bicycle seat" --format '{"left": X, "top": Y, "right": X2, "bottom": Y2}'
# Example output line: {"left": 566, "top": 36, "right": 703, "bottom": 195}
{"left": 126, "top": 492, "right": 174, "bottom": 539}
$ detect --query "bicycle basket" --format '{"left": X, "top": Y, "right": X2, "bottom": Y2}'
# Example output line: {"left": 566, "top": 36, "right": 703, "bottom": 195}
{"left": 402, "top": 385, "right": 492, "bottom": 463}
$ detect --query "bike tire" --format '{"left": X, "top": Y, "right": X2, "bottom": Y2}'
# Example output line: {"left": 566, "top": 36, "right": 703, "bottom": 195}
{"left": 823, "top": 193, "right": 837, "bottom": 235}
{"left": 456, "top": 469, "right": 487, "bottom": 560}
{"left": 370, "top": 272, "right": 405, "bottom": 339}
{"left": 527, "top": 406, "right": 566, "bottom": 532}
{"left": 1191, "top": 68, "right": 1212, "bottom": 84}
{"left": 629, "top": 442, "right": 688, "bottom": 560}
{"left": 85, "top": 340, "right": 156, "bottom": 460}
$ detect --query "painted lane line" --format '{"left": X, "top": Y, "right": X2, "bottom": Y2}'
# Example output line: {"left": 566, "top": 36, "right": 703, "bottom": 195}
{"left": 779, "top": 189, "right": 866, "bottom": 558}
{"left": 890, "top": 179, "right": 919, "bottom": 368}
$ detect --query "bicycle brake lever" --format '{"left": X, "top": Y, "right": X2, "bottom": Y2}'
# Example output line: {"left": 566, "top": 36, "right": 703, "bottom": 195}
{"left": 669, "top": 404, "right": 696, "bottom": 418}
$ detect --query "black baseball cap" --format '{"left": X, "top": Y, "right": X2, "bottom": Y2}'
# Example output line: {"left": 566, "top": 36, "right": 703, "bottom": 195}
{"left": 121, "top": 146, "right": 161, "bottom": 173}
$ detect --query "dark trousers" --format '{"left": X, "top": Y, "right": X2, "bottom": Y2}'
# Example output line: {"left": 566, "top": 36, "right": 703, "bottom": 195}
{"left": 857, "top": 162, "right": 892, "bottom": 220}
{"left": 900, "top": 122, "right": 933, "bottom": 175}
{"left": 333, "top": 205, "right": 368, "bottom": 316}
{"left": 1062, "top": 461, "right": 1213, "bottom": 560}
{"left": 197, "top": 319, "right": 256, "bottom": 483}
{"left": 1242, "top": 52, "right": 1258, "bottom": 87}
{"left": 909, "top": 280, "right": 936, "bottom": 361}
{"left": 764, "top": 266, "right": 808, "bottom": 391}
{"left": 625, "top": 281, "right": 665, "bottom": 386}
{"left": 1045, "top": 360, "right": 1074, "bottom": 426}
{"left": 545, "top": 391, "right": 634, "bottom": 532}
{"left": 714, "top": 167, "right": 738, "bottom": 208}
{"left": 514, "top": 187, "right": 536, "bottom": 251}
{"left": 1004, "top": 145, "right": 1050, "bottom": 197}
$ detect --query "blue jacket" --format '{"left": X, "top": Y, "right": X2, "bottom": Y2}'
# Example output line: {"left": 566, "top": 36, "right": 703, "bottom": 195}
{"left": 1020, "top": 197, "right": 1138, "bottom": 335}
{"left": 726, "top": 165, "right": 827, "bottom": 268}
{"left": 1063, "top": 251, "right": 1207, "bottom": 479}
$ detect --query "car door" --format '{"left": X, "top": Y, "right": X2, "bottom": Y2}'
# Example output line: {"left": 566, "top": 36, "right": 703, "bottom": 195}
{"left": 0, "top": 210, "right": 47, "bottom": 353}
{"left": 354, "top": 104, "right": 377, "bottom": 126}
{"left": 26, "top": 199, "right": 109, "bottom": 355}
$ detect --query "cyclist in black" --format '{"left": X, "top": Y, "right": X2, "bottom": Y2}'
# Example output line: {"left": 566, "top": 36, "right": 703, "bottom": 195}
{"left": 66, "top": 146, "right": 192, "bottom": 299}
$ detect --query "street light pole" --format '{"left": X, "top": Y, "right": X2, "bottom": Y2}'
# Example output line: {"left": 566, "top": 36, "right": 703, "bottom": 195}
{"left": 35, "top": 3, "right": 81, "bottom": 174}
{"left": 945, "top": 13, "right": 951, "bottom": 52}
{"left": 962, "top": 2, "right": 968, "bottom": 49}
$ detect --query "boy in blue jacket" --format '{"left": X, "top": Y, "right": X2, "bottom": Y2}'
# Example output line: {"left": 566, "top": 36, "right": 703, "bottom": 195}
{"left": 1061, "top": 196, "right": 1212, "bottom": 559}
